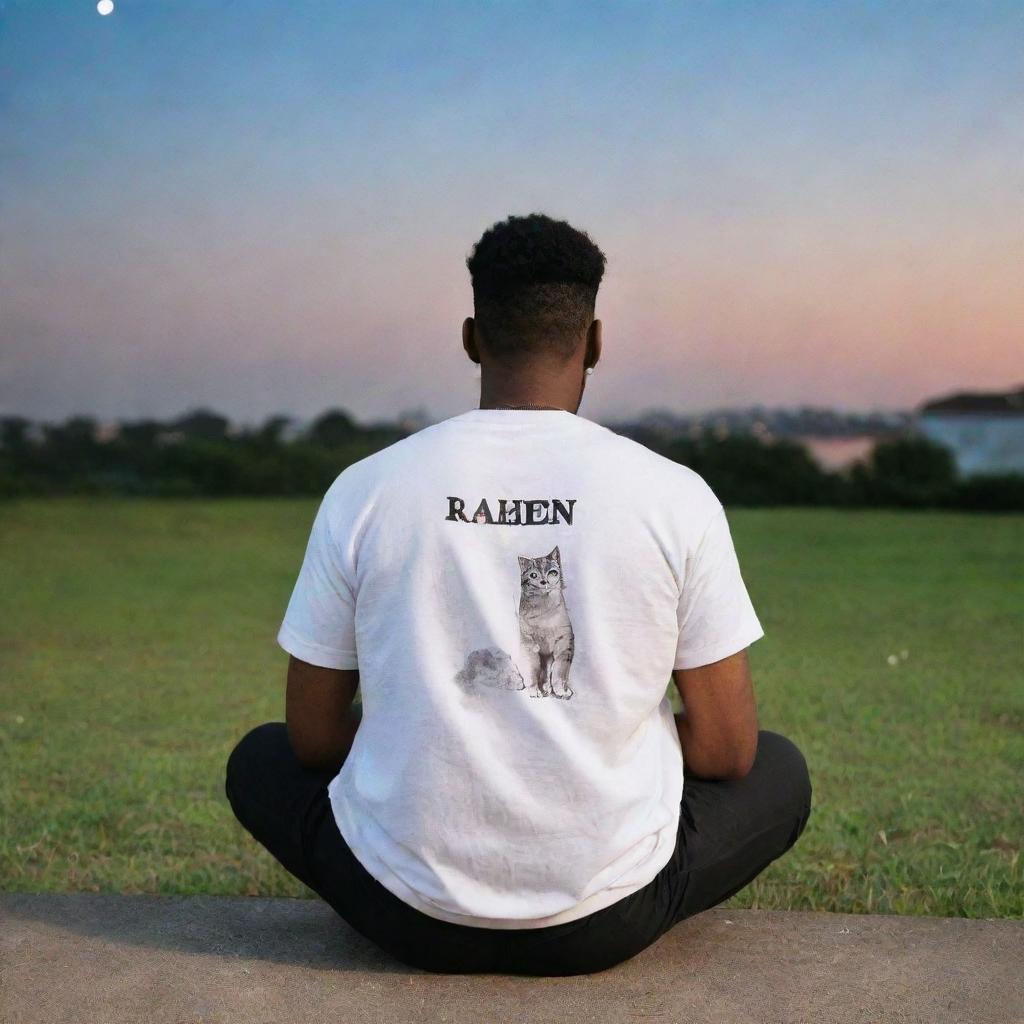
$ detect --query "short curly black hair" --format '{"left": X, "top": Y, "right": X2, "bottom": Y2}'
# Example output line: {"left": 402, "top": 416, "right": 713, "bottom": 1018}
{"left": 465, "top": 213, "right": 607, "bottom": 363}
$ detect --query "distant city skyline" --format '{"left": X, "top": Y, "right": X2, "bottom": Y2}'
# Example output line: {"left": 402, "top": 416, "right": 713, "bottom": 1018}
{"left": 2, "top": 1, "right": 1021, "bottom": 423}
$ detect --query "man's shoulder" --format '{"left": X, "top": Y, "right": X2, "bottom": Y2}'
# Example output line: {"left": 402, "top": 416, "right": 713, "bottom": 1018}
{"left": 591, "top": 422, "right": 719, "bottom": 497}
{"left": 321, "top": 420, "right": 451, "bottom": 500}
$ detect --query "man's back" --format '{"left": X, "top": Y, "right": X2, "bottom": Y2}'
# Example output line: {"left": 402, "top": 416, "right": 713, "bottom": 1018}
{"left": 277, "top": 407, "right": 765, "bottom": 928}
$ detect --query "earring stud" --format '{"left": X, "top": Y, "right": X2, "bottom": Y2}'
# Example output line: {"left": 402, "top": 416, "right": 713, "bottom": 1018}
{"left": 585, "top": 367, "right": 594, "bottom": 375}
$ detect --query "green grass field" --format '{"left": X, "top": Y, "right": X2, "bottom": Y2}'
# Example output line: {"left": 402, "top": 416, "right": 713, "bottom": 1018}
{"left": 1, "top": 499, "right": 1020, "bottom": 917}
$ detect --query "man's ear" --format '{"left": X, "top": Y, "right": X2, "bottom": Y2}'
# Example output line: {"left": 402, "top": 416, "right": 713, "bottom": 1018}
{"left": 585, "top": 319, "right": 602, "bottom": 370}
{"left": 463, "top": 317, "right": 481, "bottom": 365}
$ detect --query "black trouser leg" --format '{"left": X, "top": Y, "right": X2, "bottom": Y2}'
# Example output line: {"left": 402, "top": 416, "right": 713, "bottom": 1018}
{"left": 670, "top": 728, "right": 813, "bottom": 924}
{"left": 224, "top": 721, "right": 334, "bottom": 894}
{"left": 224, "top": 721, "right": 506, "bottom": 973}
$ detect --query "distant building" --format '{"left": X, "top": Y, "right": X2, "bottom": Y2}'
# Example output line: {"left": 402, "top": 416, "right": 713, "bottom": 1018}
{"left": 915, "top": 386, "right": 1024, "bottom": 477}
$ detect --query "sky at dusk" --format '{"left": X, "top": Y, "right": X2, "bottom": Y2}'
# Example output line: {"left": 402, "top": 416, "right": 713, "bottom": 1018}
{"left": 1, "top": 0, "right": 1021, "bottom": 425}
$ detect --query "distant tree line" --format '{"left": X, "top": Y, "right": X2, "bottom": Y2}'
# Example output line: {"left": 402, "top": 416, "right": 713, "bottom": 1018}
{"left": 0, "top": 408, "right": 408, "bottom": 499}
{"left": 621, "top": 427, "right": 1023, "bottom": 512}
{"left": 1, "top": 408, "right": 1021, "bottom": 511}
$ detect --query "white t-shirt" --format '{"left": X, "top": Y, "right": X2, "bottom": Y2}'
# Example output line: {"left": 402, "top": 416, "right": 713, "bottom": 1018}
{"left": 277, "top": 407, "right": 765, "bottom": 929}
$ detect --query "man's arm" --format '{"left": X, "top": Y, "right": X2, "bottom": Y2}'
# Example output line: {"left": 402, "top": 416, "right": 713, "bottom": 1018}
{"left": 672, "top": 648, "right": 759, "bottom": 780}
{"left": 285, "top": 655, "right": 362, "bottom": 774}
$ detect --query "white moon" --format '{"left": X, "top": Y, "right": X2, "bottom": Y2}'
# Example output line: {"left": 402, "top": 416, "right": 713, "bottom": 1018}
{"left": 97, "top": 0, "right": 114, "bottom": 14}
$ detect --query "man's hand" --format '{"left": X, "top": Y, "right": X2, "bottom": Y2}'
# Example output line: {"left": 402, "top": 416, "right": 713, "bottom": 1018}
{"left": 672, "top": 648, "right": 759, "bottom": 780}
{"left": 285, "top": 656, "right": 362, "bottom": 774}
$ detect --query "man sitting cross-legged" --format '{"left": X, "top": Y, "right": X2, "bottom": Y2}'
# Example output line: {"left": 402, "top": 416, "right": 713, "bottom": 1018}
{"left": 225, "top": 212, "right": 812, "bottom": 975}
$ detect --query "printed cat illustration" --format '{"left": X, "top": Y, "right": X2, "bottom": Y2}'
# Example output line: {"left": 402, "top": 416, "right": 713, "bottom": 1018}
{"left": 452, "top": 546, "right": 576, "bottom": 699}
{"left": 518, "top": 546, "right": 575, "bottom": 700}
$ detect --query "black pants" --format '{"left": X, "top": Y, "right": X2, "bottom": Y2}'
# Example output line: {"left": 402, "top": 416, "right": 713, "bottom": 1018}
{"left": 225, "top": 722, "right": 812, "bottom": 976}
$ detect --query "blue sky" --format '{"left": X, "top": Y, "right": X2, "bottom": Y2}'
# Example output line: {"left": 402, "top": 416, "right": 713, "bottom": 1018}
{"left": 2, "top": 0, "right": 1021, "bottom": 424}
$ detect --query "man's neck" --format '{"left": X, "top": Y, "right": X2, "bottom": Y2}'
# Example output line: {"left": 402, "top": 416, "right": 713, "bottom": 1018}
{"left": 477, "top": 370, "right": 586, "bottom": 414}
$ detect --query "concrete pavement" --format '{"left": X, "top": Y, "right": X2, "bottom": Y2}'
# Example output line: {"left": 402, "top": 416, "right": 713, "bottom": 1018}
{"left": 2, "top": 894, "right": 1021, "bottom": 1024}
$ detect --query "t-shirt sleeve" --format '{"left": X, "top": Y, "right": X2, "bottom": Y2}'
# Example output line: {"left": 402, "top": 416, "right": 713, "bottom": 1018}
{"left": 674, "top": 505, "right": 765, "bottom": 670}
{"left": 276, "top": 490, "right": 359, "bottom": 670}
